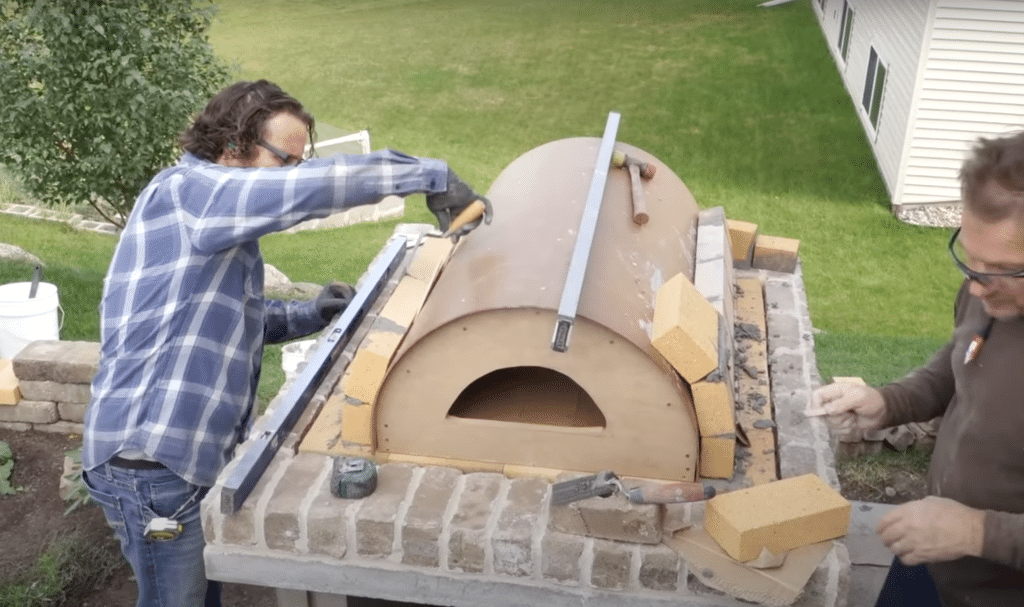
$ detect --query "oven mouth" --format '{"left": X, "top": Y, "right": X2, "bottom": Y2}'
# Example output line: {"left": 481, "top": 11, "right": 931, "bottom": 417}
{"left": 446, "top": 366, "right": 606, "bottom": 429}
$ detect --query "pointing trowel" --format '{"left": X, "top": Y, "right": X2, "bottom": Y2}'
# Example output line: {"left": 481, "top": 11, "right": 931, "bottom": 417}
{"left": 550, "top": 470, "right": 716, "bottom": 506}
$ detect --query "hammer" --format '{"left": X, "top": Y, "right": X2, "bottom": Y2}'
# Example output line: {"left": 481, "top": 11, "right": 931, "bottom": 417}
{"left": 611, "top": 150, "right": 656, "bottom": 226}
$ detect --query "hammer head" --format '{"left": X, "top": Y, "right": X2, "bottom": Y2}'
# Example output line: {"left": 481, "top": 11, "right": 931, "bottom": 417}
{"left": 610, "top": 150, "right": 656, "bottom": 180}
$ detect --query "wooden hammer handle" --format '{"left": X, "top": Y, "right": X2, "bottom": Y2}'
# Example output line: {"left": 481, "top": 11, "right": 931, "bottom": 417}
{"left": 628, "top": 163, "right": 649, "bottom": 226}
{"left": 441, "top": 199, "right": 487, "bottom": 238}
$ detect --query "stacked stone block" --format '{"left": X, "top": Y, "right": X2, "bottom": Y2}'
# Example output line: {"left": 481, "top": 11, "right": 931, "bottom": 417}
{"left": 0, "top": 340, "right": 98, "bottom": 433}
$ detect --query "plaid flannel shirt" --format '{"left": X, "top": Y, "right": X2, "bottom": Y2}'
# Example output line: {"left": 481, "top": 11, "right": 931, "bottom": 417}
{"left": 83, "top": 150, "right": 447, "bottom": 486}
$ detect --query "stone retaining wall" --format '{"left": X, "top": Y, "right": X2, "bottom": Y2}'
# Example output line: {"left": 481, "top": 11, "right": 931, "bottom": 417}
{"left": 0, "top": 340, "right": 96, "bottom": 434}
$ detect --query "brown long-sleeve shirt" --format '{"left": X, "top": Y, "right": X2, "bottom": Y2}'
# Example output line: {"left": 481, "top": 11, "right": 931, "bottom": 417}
{"left": 878, "top": 281, "right": 1024, "bottom": 606}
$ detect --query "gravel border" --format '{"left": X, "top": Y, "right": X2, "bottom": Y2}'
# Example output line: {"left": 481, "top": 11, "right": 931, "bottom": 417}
{"left": 894, "top": 203, "right": 962, "bottom": 228}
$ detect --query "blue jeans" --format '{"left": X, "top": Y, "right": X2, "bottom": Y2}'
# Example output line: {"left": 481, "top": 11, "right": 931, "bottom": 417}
{"left": 874, "top": 556, "right": 943, "bottom": 607}
{"left": 83, "top": 463, "right": 222, "bottom": 607}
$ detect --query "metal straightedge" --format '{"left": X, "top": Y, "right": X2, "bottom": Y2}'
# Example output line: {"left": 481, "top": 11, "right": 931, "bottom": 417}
{"left": 221, "top": 235, "right": 408, "bottom": 514}
{"left": 551, "top": 111, "right": 620, "bottom": 352}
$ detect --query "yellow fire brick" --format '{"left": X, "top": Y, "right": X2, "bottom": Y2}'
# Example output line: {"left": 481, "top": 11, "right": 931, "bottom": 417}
{"left": 299, "top": 392, "right": 344, "bottom": 455}
{"left": 343, "top": 331, "right": 404, "bottom": 405}
{"left": 406, "top": 236, "right": 453, "bottom": 282}
{"left": 341, "top": 401, "right": 375, "bottom": 446}
{"left": 0, "top": 359, "right": 20, "bottom": 405}
{"left": 691, "top": 374, "right": 736, "bottom": 437}
{"left": 705, "top": 473, "right": 851, "bottom": 562}
{"left": 651, "top": 273, "right": 719, "bottom": 383}
{"left": 752, "top": 235, "right": 800, "bottom": 273}
{"left": 727, "top": 219, "right": 758, "bottom": 267}
{"left": 377, "top": 278, "right": 429, "bottom": 331}
{"left": 699, "top": 435, "right": 735, "bottom": 480}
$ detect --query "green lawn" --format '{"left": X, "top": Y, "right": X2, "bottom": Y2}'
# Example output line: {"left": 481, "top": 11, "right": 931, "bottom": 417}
{"left": 1, "top": 0, "right": 964, "bottom": 399}
{"left": 207, "top": 0, "right": 962, "bottom": 383}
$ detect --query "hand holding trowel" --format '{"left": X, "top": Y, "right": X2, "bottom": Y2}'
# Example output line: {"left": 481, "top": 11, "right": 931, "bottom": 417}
{"left": 551, "top": 470, "right": 716, "bottom": 506}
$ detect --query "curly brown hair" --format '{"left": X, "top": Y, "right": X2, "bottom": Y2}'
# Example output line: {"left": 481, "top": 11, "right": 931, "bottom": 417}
{"left": 179, "top": 80, "right": 316, "bottom": 163}
{"left": 960, "top": 130, "right": 1024, "bottom": 223}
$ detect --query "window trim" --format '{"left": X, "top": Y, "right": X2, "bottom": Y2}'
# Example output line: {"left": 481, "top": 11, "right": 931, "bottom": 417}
{"left": 862, "top": 45, "right": 887, "bottom": 132}
{"left": 838, "top": 1, "right": 854, "bottom": 63}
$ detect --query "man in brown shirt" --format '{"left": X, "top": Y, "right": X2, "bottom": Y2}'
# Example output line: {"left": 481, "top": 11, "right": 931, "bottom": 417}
{"left": 812, "top": 130, "right": 1024, "bottom": 607}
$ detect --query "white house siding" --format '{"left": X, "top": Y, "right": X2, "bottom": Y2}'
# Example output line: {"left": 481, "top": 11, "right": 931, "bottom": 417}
{"left": 814, "top": 1, "right": 931, "bottom": 205}
{"left": 901, "top": 1, "right": 1024, "bottom": 206}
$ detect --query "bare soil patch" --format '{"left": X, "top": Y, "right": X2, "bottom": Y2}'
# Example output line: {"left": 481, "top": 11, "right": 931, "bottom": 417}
{"left": 0, "top": 429, "right": 274, "bottom": 606}
{"left": 0, "top": 429, "right": 424, "bottom": 607}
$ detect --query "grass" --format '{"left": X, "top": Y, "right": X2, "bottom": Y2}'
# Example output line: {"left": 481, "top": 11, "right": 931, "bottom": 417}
{"left": 207, "top": 0, "right": 963, "bottom": 344}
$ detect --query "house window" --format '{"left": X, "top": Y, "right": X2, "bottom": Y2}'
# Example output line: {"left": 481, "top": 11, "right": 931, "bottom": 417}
{"left": 838, "top": 1, "right": 854, "bottom": 62}
{"left": 818, "top": 0, "right": 827, "bottom": 10}
{"left": 862, "top": 46, "right": 887, "bottom": 129}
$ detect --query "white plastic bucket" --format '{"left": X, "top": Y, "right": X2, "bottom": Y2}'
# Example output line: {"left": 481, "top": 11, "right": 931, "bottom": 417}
{"left": 281, "top": 339, "right": 316, "bottom": 382}
{"left": 0, "top": 282, "right": 62, "bottom": 359}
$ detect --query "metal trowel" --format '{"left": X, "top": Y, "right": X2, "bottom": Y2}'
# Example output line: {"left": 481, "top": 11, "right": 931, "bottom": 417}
{"left": 551, "top": 470, "right": 716, "bottom": 506}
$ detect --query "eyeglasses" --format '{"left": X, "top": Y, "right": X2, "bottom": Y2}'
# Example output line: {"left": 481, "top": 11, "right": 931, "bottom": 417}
{"left": 257, "top": 139, "right": 304, "bottom": 167}
{"left": 948, "top": 226, "right": 1024, "bottom": 285}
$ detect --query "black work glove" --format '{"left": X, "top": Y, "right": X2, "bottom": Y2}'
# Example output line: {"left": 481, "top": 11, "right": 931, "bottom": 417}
{"left": 315, "top": 282, "right": 356, "bottom": 322}
{"left": 426, "top": 168, "right": 493, "bottom": 242}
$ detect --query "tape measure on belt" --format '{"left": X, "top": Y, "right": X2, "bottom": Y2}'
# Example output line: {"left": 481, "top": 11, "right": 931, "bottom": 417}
{"left": 330, "top": 456, "right": 378, "bottom": 499}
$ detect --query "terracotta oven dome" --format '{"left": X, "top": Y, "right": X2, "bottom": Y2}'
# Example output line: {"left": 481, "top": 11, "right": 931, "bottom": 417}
{"left": 375, "top": 137, "right": 702, "bottom": 482}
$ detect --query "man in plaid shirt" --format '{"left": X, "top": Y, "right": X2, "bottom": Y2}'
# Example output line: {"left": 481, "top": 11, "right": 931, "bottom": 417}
{"left": 81, "top": 79, "right": 491, "bottom": 607}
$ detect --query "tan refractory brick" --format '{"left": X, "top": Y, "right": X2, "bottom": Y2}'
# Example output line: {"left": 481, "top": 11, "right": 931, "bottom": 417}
{"left": 377, "top": 277, "right": 429, "bottom": 330}
{"left": 299, "top": 392, "right": 344, "bottom": 455}
{"left": 704, "top": 473, "right": 851, "bottom": 562}
{"left": 752, "top": 235, "right": 800, "bottom": 273}
{"left": 0, "top": 359, "right": 20, "bottom": 405}
{"left": 405, "top": 236, "right": 453, "bottom": 283}
{"left": 651, "top": 272, "right": 720, "bottom": 383}
{"left": 690, "top": 320, "right": 736, "bottom": 438}
{"left": 727, "top": 219, "right": 758, "bottom": 269}
{"left": 342, "top": 330, "right": 403, "bottom": 405}
{"left": 699, "top": 435, "right": 736, "bottom": 480}
{"left": 341, "top": 401, "right": 374, "bottom": 446}
{"left": 387, "top": 453, "right": 503, "bottom": 474}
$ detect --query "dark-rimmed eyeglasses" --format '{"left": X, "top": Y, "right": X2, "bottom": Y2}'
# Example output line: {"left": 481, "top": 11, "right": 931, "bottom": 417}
{"left": 257, "top": 139, "right": 304, "bottom": 167}
{"left": 949, "top": 226, "right": 1024, "bottom": 286}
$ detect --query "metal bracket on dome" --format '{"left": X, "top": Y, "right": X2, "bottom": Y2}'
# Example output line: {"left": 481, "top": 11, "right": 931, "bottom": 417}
{"left": 552, "top": 111, "right": 620, "bottom": 352}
